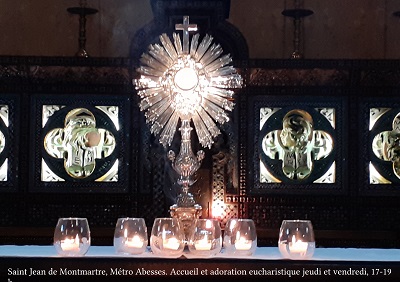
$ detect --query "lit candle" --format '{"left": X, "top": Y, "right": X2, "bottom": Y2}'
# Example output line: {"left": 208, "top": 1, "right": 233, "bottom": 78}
{"left": 194, "top": 237, "right": 212, "bottom": 251}
{"left": 163, "top": 237, "right": 181, "bottom": 250}
{"left": 234, "top": 237, "right": 252, "bottom": 251}
{"left": 288, "top": 236, "right": 308, "bottom": 254}
{"left": 125, "top": 235, "right": 144, "bottom": 248}
{"left": 233, "top": 230, "right": 252, "bottom": 251}
{"left": 60, "top": 234, "right": 80, "bottom": 251}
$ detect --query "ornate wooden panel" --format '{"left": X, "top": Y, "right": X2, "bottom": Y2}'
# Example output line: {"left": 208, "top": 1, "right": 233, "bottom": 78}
{"left": 29, "top": 94, "right": 131, "bottom": 193}
{"left": 0, "top": 57, "right": 399, "bottom": 248}
{"left": 360, "top": 97, "right": 400, "bottom": 196}
{"left": 0, "top": 94, "right": 19, "bottom": 192}
{"left": 246, "top": 93, "right": 346, "bottom": 195}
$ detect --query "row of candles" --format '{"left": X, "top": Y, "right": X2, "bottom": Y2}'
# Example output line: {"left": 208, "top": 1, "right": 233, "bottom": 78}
{"left": 53, "top": 217, "right": 315, "bottom": 259}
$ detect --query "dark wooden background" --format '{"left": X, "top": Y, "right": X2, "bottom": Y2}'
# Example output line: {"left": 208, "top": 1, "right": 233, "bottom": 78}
{"left": 0, "top": 56, "right": 399, "bottom": 248}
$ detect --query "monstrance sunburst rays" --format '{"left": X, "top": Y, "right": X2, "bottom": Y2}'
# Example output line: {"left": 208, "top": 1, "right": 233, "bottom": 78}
{"left": 133, "top": 16, "right": 243, "bottom": 149}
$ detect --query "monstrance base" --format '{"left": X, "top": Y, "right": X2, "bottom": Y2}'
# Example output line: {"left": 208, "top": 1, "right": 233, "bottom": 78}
{"left": 170, "top": 204, "right": 202, "bottom": 241}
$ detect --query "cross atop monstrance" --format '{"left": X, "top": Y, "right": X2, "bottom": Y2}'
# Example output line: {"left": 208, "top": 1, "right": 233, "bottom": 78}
{"left": 175, "top": 16, "right": 198, "bottom": 54}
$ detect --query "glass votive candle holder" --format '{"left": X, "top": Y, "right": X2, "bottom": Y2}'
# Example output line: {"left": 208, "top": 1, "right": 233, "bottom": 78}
{"left": 187, "top": 219, "right": 222, "bottom": 257}
{"left": 278, "top": 219, "right": 315, "bottom": 260}
{"left": 53, "top": 217, "right": 91, "bottom": 257}
{"left": 223, "top": 218, "right": 257, "bottom": 256}
{"left": 150, "top": 217, "right": 185, "bottom": 257}
{"left": 113, "top": 217, "right": 148, "bottom": 255}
